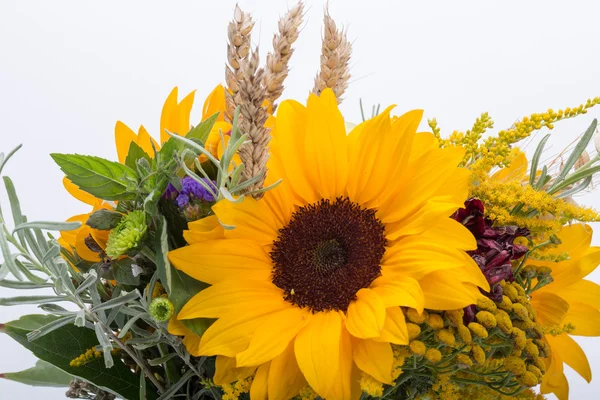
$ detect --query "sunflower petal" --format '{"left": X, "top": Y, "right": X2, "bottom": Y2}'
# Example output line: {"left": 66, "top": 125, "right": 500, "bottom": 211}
{"left": 564, "top": 301, "right": 600, "bottom": 336}
{"left": 375, "top": 306, "right": 409, "bottom": 345}
{"left": 546, "top": 334, "right": 591, "bottom": 383}
{"left": 294, "top": 311, "right": 342, "bottom": 397}
{"left": 250, "top": 362, "right": 270, "bottom": 400}
{"left": 268, "top": 342, "right": 307, "bottom": 400}
{"left": 325, "top": 328, "right": 354, "bottom": 400}
{"left": 213, "top": 198, "right": 280, "bottom": 245}
{"left": 352, "top": 338, "right": 393, "bottom": 384}
{"left": 236, "top": 306, "right": 310, "bottom": 367}
{"left": 346, "top": 289, "right": 386, "bottom": 339}
{"left": 371, "top": 275, "right": 424, "bottom": 312}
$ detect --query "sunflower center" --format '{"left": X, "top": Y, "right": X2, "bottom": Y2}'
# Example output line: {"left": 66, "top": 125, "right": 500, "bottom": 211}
{"left": 271, "top": 197, "right": 386, "bottom": 312}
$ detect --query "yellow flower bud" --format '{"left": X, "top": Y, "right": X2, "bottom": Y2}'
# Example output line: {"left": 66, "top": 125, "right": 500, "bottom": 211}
{"left": 524, "top": 340, "right": 540, "bottom": 358}
{"left": 468, "top": 322, "right": 489, "bottom": 339}
{"left": 445, "top": 309, "right": 464, "bottom": 327}
{"left": 406, "top": 308, "right": 428, "bottom": 324}
{"left": 476, "top": 311, "right": 497, "bottom": 329}
{"left": 511, "top": 327, "right": 527, "bottom": 350}
{"left": 512, "top": 303, "right": 529, "bottom": 321}
{"left": 494, "top": 309, "right": 513, "bottom": 334}
{"left": 471, "top": 345, "right": 486, "bottom": 364}
{"left": 359, "top": 373, "right": 384, "bottom": 397}
{"left": 527, "top": 365, "right": 543, "bottom": 380}
{"left": 409, "top": 340, "right": 426, "bottom": 355}
{"left": 503, "top": 356, "right": 526, "bottom": 375}
{"left": 435, "top": 329, "right": 456, "bottom": 346}
{"left": 456, "top": 353, "right": 473, "bottom": 368}
{"left": 457, "top": 325, "right": 472, "bottom": 344}
{"left": 427, "top": 314, "right": 445, "bottom": 330}
{"left": 407, "top": 323, "right": 421, "bottom": 340}
{"left": 476, "top": 297, "right": 497, "bottom": 313}
{"left": 498, "top": 295, "right": 513, "bottom": 311}
{"left": 516, "top": 371, "right": 539, "bottom": 387}
{"left": 425, "top": 348, "right": 442, "bottom": 363}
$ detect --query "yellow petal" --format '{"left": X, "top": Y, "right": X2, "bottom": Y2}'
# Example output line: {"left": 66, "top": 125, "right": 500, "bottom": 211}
{"left": 376, "top": 306, "right": 409, "bottom": 345}
{"left": 294, "top": 311, "right": 342, "bottom": 397}
{"left": 236, "top": 306, "right": 310, "bottom": 367}
{"left": 530, "top": 292, "right": 570, "bottom": 327}
{"left": 114, "top": 121, "right": 137, "bottom": 164}
{"left": 370, "top": 275, "right": 424, "bottom": 312}
{"left": 546, "top": 334, "right": 591, "bottom": 383}
{"left": 168, "top": 239, "right": 272, "bottom": 285}
{"left": 160, "top": 87, "right": 179, "bottom": 144}
{"left": 418, "top": 216, "right": 477, "bottom": 251}
{"left": 75, "top": 225, "right": 102, "bottom": 262}
{"left": 213, "top": 355, "right": 256, "bottom": 385}
{"left": 178, "top": 280, "right": 285, "bottom": 320}
{"left": 352, "top": 338, "right": 393, "bottom": 384}
{"left": 564, "top": 301, "right": 600, "bottom": 336}
{"left": 176, "top": 90, "right": 196, "bottom": 136}
{"left": 136, "top": 125, "right": 159, "bottom": 157}
{"left": 63, "top": 177, "right": 101, "bottom": 207}
{"left": 419, "top": 271, "right": 483, "bottom": 310}
{"left": 202, "top": 85, "right": 226, "bottom": 122}
{"left": 346, "top": 288, "right": 386, "bottom": 339}
{"left": 304, "top": 89, "right": 348, "bottom": 200}
{"left": 250, "top": 362, "right": 270, "bottom": 400}
{"left": 198, "top": 302, "right": 289, "bottom": 357}
{"left": 325, "top": 328, "right": 355, "bottom": 400}
{"left": 492, "top": 149, "right": 528, "bottom": 182}
{"left": 554, "top": 279, "right": 600, "bottom": 309}
{"left": 213, "top": 198, "right": 280, "bottom": 245}
{"left": 553, "top": 247, "right": 600, "bottom": 288}
{"left": 183, "top": 215, "right": 225, "bottom": 244}
{"left": 267, "top": 342, "right": 307, "bottom": 400}
{"left": 540, "top": 351, "right": 569, "bottom": 400}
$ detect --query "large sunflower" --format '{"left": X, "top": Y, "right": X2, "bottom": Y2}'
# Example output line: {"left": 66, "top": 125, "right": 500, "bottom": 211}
{"left": 528, "top": 223, "right": 600, "bottom": 400}
{"left": 169, "top": 89, "right": 489, "bottom": 399}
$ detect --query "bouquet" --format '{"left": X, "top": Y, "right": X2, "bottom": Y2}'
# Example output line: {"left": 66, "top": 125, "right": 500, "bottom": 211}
{"left": 1, "top": 2, "right": 600, "bottom": 399}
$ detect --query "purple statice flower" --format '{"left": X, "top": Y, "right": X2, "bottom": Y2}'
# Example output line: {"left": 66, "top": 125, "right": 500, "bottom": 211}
{"left": 453, "top": 198, "right": 530, "bottom": 306}
{"left": 162, "top": 183, "right": 179, "bottom": 201}
{"left": 176, "top": 177, "right": 216, "bottom": 207}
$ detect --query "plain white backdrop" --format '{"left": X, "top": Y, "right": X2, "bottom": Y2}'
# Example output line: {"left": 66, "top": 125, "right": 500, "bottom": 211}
{"left": 1, "top": 0, "right": 599, "bottom": 398}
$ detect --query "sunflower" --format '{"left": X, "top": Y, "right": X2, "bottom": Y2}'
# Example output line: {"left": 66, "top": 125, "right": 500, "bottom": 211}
{"left": 169, "top": 89, "right": 489, "bottom": 399}
{"left": 528, "top": 223, "right": 600, "bottom": 400}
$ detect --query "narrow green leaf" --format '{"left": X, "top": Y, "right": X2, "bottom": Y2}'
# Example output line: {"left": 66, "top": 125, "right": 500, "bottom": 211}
{"left": 0, "top": 296, "right": 67, "bottom": 306}
{"left": 156, "top": 369, "right": 195, "bottom": 400}
{"left": 155, "top": 216, "right": 172, "bottom": 295}
{"left": 0, "top": 280, "right": 54, "bottom": 289}
{"left": 125, "top": 141, "right": 151, "bottom": 171}
{"left": 27, "top": 314, "right": 77, "bottom": 341}
{"left": 0, "top": 144, "right": 22, "bottom": 175}
{"left": 0, "top": 222, "right": 23, "bottom": 280}
{"left": 0, "top": 360, "right": 73, "bottom": 388}
{"left": 86, "top": 209, "right": 123, "bottom": 231}
{"left": 556, "top": 175, "right": 593, "bottom": 199}
{"left": 535, "top": 166, "right": 549, "bottom": 190}
{"left": 91, "top": 290, "right": 140, "bottom": 312}
{"left": 553, "top": 119, "right": 598, "bottom": 184}
{"left": 529, "top": 134, "right": 551, "bottom": 186}
{"left": 13, "top": 221, "right": 81, "bottom": 234}
{"left": 50, "top": 153, "right": 137, "bottom": 201}
{"left": 2, "top": 314, "right": 158, "bottom": 399}
{"left": 185, "top": 112, "right": 219, "bottom": 144}
{"left": 148, "top": 353, "right": 178, "bottom": 367}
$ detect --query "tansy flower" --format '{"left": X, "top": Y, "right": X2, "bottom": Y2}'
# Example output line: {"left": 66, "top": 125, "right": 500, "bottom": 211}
{"left": 169, "top": 89, "right": 489, "bottom": 400}
{"left": 528, "top": 223, "right": 600, "bottom": 400}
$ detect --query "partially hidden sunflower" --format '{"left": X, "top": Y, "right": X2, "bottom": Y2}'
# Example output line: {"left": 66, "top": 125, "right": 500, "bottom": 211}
{"left": 169, "top": 89, "right": 490, "bottom": 399}
{"left": 529, "top": 223, "right": 600, "bottom": 400}
{"left": 60, "top": 85, "right": 227, "bottom": 260}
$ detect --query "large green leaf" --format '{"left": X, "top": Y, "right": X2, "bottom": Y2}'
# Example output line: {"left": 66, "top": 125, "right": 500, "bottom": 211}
{"left": 185, "top": 112, "right": 219, "bottom": 144}
{"left": 124, "top": 141, "right": 152, "bottom": 171}
{"left": 86, "top": 209, "right": 123, "bottom": 231}
{"left": 170, "top": 267, "right": 212, "bottom": 336}
{"left": 1, "top": 314, "right": 157, "bottom": 400}
{"left": 51, "top": 154, "right": 137, "bottom": 201}
{"left": 1, "top": 360, "right": 73, "bottom": 388}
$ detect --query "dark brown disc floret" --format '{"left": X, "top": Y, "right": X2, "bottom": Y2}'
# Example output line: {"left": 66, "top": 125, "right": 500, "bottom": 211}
{"left": 271, "top": 197, "right": 387, "bottom": 312}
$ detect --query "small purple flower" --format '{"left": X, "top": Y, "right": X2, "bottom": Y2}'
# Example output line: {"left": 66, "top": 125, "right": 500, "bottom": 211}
{"left": 176, "top": 177, "right": 216, "bottom": 207}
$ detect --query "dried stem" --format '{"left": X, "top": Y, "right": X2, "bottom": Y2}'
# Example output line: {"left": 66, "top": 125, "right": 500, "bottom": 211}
{"left": 225, "top": 4, "right": 255, "bottom": 122}
{"left": 263, "top": 1, "right": 305, "bottom": 111}
{"left": 312, "top": 10, "right": 352, "bottom": 104}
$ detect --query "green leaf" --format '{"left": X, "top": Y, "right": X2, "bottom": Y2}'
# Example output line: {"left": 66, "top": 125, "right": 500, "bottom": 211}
{"left": 0, "top": 296, "right": 68, "bottom": 306}
{"left": 0, "top": 144, "right": 22, "bottom": 176}
{"left": 13, "top": 221, "right": 81, "bottom": 233}
{"left": 170, "top": 267, "right": 212, "bottom": 337}
{"left": 50, "top": 154, "right": 137, "bottom": 201}
{"left": 185, "top": 112, "right": 219, "bottom": 144}
{"left": 1, "top": 359, "right": 73, "bottom": 388}
{"left": 529, "top": 134, "right": 551, "bottom": 186}
{"left": 155, "top": 216, "right": 172, "bottom": 295}
{"left": 124, "top": 141, "right": 151, "bottom": 171}
{"left": 86, "top": 209, "right": 123, "bottom": 231}
{"left": 553, "top": 119, "right": 598, "bottom": 185}
{"left": 112, "top": 259, "right": 141, "bottom": 286}
{"left": 1, "top": 314, "right": 157, "bottom": 400}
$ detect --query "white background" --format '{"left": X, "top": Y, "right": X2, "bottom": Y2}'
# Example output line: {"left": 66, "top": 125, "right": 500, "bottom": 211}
{"left": 1, "top": 0, "right": 599, "bottom": 398}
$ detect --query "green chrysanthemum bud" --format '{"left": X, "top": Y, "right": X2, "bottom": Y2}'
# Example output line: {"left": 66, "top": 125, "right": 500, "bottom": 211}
{"left": 149, "top": 297, "right": 174, "bottom": 323}
{"left": 105, "top": 210, "right": 147, "bottom": 259}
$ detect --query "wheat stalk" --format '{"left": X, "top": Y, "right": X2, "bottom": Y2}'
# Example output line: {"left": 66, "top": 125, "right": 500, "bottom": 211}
{"left": 263, "top": 1, "right": 305, "bottom": 111}
{"left": 312, "top": 10, "right": 352, "bottom": 104}
{"left": 225, "top": 4, "right": 255, "bottom": 121}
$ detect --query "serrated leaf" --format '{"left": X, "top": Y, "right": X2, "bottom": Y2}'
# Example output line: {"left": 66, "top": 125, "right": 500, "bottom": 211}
{"left": 1, "top": 314, "right": 157, "bottom": 400}
{"left": 0, "top": 360, "right": 73, "bottom": 388}
{"left": 185, "top": 112, "right": 219, "bottom": 144}
{"left": 124, "top": 141, "right": 151, "bottom": 171}
{"left": 86, "top": 209, "right": 123, "bottom": 230}
{"left": 51, "top": 153, "right": 137, "bottom": 201}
